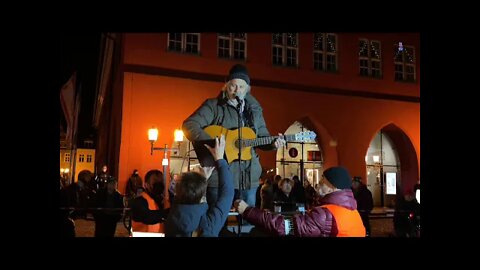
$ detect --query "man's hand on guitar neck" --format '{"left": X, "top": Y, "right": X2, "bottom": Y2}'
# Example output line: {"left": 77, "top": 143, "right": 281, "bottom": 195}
{"left": 273, "top": 133, "right": 286, "bottom": 149}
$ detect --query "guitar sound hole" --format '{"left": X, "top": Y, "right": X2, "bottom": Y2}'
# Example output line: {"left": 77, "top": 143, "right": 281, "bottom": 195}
{"left": 235, "top": 140, "right": 243, "bottom": 148}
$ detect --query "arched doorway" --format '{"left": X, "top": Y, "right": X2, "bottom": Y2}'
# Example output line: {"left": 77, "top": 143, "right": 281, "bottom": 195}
{"left": 365, "top": 123, "right": 419, "bottom": 208}
{"left": 276, "top": 121, "right": 320, "bottom": 187}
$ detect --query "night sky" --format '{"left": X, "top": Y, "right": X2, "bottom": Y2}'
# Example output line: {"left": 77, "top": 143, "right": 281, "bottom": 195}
{"left": 60, "top": 34, "right": 101, "bottom": 143}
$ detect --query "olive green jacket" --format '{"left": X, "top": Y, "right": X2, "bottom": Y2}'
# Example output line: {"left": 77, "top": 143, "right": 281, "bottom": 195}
{"left": 183, "top": 92, "right": 274, "bottom": 189}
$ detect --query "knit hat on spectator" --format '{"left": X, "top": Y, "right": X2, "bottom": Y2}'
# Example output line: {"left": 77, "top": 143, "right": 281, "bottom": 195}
{"left": 323, "top": 166, "right": 352, "bottom": 189}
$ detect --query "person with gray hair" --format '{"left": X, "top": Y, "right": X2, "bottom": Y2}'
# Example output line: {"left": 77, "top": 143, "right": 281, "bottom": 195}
{"left": 183, "top": 64, "right": 286, "bottom": 209}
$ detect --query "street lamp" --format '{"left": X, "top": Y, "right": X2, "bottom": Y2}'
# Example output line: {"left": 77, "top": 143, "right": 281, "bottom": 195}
{"left": 148, "top": 128, "right": 159, "bottom": 155}
{"left": 148, "top": 127, "right": 181, "bottom": 196}
{"left": 174, "top": 129, "right": 184, "bottom": 143}
{"left": 173, "top": 129, "right": 184, "bottom": 156}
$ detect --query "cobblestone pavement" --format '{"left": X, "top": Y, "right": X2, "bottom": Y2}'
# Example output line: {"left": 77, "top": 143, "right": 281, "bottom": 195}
{"left": 73, "top": 218, "right": 130, "bottom": 237}
{"left": 370, "top": 218, "right": 395, "bottom": 237}
{"left": 72, "top": 216, "right": 395, "bottom": 237}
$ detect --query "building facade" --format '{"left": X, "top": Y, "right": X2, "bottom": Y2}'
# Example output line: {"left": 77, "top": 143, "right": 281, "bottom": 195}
{"left": 95, "top": 33, "right": 420, "bottom": 207}
{"left": 60, "top": 140, "right": 96, "bottom": 182}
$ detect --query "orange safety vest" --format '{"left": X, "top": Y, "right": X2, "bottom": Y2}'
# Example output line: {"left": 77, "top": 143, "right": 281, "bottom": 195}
{"left": 321, "top": 204, "right": 366, "bottom": 237}
{"left": 131, "top": 192, "right": 164, "bottom": 233}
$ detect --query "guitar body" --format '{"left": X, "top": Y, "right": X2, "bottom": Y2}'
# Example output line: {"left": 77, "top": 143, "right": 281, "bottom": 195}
{"left": 203, "top": 125, "right": 257, "bottom": 163}
{"left": 200, "top": 125, "right": 316, "bottom": 164}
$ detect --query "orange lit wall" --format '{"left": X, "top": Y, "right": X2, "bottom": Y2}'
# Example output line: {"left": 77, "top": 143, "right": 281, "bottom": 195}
{"left": 116, "top": 33, "right": 420, "bottom": 196}
{"left": 118, "top": 74, "right": 419, "bottom": 196}
{"left": 123, "top": 33, "right": 419, "bottom": 97}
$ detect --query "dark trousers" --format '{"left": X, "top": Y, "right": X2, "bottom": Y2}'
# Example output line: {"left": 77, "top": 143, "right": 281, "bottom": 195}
{"left": 206, "top": 187, "right": 257, "bottom": 207}
{"left": 61, "top": 217, "right": 76, "bottom": 237}
{"left": 94, "top": 216, "right": 119, "bottom": 237}
{"left": 360, "top": 211, "right": 371, "bottom": 236}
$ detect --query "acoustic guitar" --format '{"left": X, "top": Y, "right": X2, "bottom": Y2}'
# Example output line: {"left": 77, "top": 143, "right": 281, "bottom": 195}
{"left": 193, "top": 125, "right": 317, "bottom": 164}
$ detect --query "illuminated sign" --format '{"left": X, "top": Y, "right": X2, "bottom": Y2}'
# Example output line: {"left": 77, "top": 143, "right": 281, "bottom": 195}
{"left": 386, "top": 172, "right": 396, "bottom": 195}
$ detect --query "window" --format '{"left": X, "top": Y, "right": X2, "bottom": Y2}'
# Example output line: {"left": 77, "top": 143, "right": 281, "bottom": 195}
{"left": 272, "top": 33, "right": 298, "bottom": 67}
{"left": 87, "top": 155, "right": 92, "bottom": 163}
{"left": 307, "top": 151, "right": 322, "bottom": 161}
{"left": 79, "top": 154, "right": 84, "bottom": 163}
{"left": 168, "top": 33, "right": 200, "bottom": 54}
{"left": 359, "top": 39, "right": 382, "bottom": 78}
{"left": 313, "top": 33, "right": 337, "bottom": 72}
{"left": 218, "top": 33, "right": 246, "bottom": 60}
{"left": 394, "top": 43, "right": 416, "bottom": 82}
{"left": 64, "top": 153, "right": 70, "bottom": 163}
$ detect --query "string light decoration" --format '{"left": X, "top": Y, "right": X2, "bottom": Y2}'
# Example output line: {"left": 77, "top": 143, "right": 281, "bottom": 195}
{"left": 394, "top": 41, "right": 416, "bottom": 81}
{"left": 287, "top": 33, "right": 297, "bottom": 47}
{"left": 359, "top": 40, "right": 368, "bottom": 56}
{"left": 327, "top": 35, "right": 336, "bottom": 53}
{"left": 273, "top": 33, "right": 282, "bottom": 45}
{"left": 394, "top": 41, "right": 414, "bottom": 62}
{"left": 405, "top": 47, "right": 414, "bottom": 63}
{"left": 359, "top": 38, "right": 381, "bottom": 77}
{"left": 358, "top": 39, "right": 380, "bottom": 58}
{"left": 233, "top": 33, "right": 246, "bottom": 39}
{"left": 314, "top": 33, "right": 337, "bottom": 71}
{"left": 370, "top": 42, "right": 380, "bottom": 59}
{"left": 273, "top": 33, "right": 298, "bottom": 67}
{"left": 394, "top": 41, "right": 403, "bottom": 59}
{"left": 314, "top": 33, "right": 324, "bottom": 50}
{"left": 218, "top": 33, "right": 246, "bottom": 60}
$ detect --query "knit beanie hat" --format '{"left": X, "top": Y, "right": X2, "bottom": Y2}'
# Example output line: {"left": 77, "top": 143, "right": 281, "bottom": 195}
{"left": 227, "top": 64, "right": 250, "bottom": 85}
{"left": 323, "top": 166, "right": 352, "bottom": 189}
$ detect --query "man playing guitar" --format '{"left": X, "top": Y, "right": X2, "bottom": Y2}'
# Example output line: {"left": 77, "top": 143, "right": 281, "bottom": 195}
{"left": 183, "top": 64, "right": 286, "bottom": 209}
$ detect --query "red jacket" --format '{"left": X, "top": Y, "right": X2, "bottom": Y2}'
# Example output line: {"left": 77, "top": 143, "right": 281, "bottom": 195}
{"left": 243, "top": 189, "right": 365, "bottom": 237}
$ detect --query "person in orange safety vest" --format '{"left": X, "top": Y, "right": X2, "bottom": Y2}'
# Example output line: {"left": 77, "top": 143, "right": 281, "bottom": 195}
{"left": 131, "top": 169, "right": 168, "bottom": 234}
{"left": 234, "top": 166, "right": 366, "bottom": 237}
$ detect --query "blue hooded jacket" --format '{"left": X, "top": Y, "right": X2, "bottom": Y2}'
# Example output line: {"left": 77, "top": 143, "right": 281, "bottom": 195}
{"left": 165, "top": 159, "right": 234, "bottom": 237}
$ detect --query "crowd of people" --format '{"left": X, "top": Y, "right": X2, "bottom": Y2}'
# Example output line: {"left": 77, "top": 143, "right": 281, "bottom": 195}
{"left": 60, "top": 64, "right": 419, "bottom": 237}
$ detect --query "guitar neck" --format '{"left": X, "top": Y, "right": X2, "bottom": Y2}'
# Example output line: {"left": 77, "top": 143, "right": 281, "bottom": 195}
{"left": 244, "top": 134, "right": 296, "bottom": 147}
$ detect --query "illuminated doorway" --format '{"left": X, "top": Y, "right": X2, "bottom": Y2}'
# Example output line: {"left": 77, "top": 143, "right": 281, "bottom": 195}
{"left": 276, "top": 121, "right": 321, "bottom": 188}
{"left": 365, "top": 124, "right": 419, "bottom": 208}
